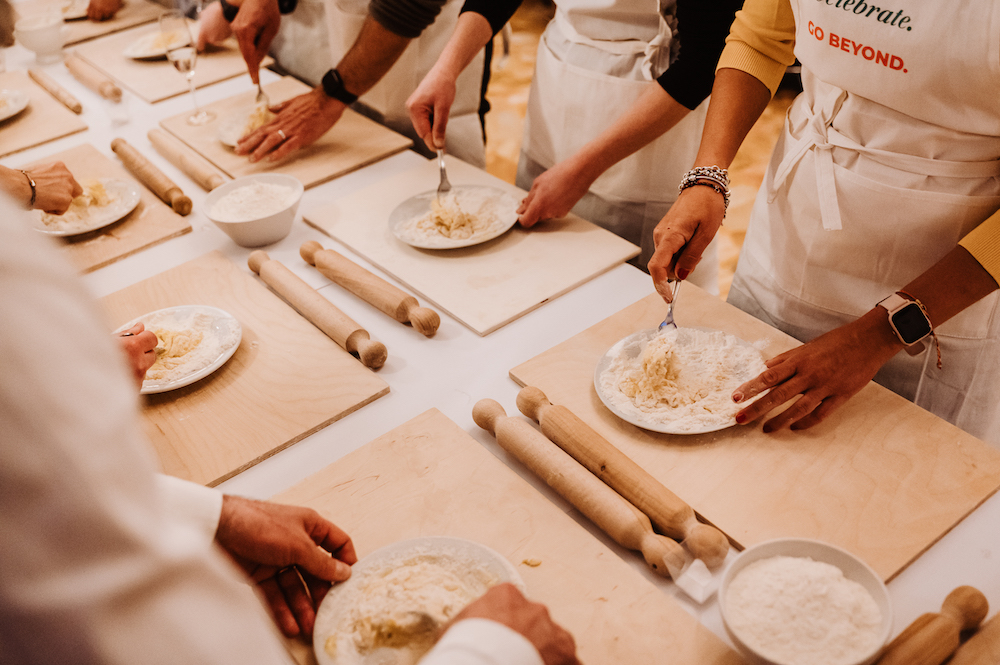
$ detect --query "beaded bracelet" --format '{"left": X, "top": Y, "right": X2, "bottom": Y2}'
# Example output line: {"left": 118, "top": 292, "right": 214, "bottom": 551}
{"left": 678, "top": 166, "right": 730, "bottom": 213}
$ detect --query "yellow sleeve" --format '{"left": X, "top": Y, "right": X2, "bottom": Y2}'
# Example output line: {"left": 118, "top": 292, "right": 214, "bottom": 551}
{"left": 716, "top": 0, "right": 797, "bottom": 96}
{"left": 959, "top": 209, "right": 1000, "bottom": 284}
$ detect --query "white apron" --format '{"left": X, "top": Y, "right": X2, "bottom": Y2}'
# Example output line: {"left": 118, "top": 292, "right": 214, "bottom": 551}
{"left": 324, "top": 0, "right": 486, "bottom": 166}
{"left": 728, "top": 0, "right": 1000, "bottom": 445}
{"left": 518, "top": 0, "right": 718, "bottom": 288}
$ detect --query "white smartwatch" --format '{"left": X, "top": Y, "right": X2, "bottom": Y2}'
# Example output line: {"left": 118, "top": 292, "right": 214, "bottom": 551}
{"left": 877, "top": 293, "right": 933, "bottom": 348}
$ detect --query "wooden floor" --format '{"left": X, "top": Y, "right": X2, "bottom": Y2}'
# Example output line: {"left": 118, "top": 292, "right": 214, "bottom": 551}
{"left": 481, "top": 0, "right": 795, "bottom": 299}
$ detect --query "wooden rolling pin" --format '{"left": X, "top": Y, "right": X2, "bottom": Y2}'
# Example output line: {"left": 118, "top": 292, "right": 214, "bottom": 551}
{"left": 110, "top": 138, "right": 192, "bottom": 215}
{"left": 248, "top": 251, "right": 387, "bottom": 369}
{"left": 28, "top": 68, "right": 82, "bottom": 114}
{"left": 949, "top": 609, "right": 1000, "bottom": 665}
{"left": 64, "top": 53, "right": 122, "bottom": 102}
{"left": 474, "top": 399, "right": 686, "bottom": 578}
{"left": 875, "top": 586, "right": 988, "bottom": 665}
{"left": 516, "top": 385, "right": 730, "bottom": 568}
{"left": 147, "top": 129, "right": 227, "bottom": 192}
{"left": 300, "top": 240, "right": 440, "bottom": 337}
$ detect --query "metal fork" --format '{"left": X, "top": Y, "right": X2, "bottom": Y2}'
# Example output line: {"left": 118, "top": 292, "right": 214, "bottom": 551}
{"left": 436, "top": 148, "right": 451, "bottom": 201}
{"left": 658, "top": 280, "right": 680, "bottom": 330}
{"left": 255, "top": 76, "right": 269, "bottom": 107}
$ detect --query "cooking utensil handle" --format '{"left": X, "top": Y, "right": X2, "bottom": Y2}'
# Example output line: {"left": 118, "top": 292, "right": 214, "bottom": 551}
{"left": 300, "top": 240, "right": 440, "bottom": 337}
{"left": 64, "top": 53, "right": 122, "bottom": 102}
{"left": 876, "top": 586, "right": 989, "bottom": 665}
{"left": 516, "top": 385, "right": 730, "bottom": 568}
{"left": 474, "top": 399, "right": 685, "bottom": 578}
{"left": 948, "top": 608, "right": 1000, "bottom": 665}
{"left": 147, "top": 129, "right": 226, "bottom": 192}
{"left": 248, "top": 251, "right": 387, "bottom": 369}
{"left": 110, "top": 138, "right": 192, "bottom": 215}
{"left": 28, "top": 68, "right": 82, "bottom": 114}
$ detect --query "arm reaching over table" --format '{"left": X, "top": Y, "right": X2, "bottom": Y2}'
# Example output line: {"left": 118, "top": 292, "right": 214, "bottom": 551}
{"left": 115, "top": 322, "right": 158, "bottom": 388}
{"left": 0, "top": 162, "right": 83, "bottom": 214}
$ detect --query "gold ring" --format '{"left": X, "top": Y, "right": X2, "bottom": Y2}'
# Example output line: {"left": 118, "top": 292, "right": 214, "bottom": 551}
{"left": 277, "top": 129, "right": 286, "bottom": 141}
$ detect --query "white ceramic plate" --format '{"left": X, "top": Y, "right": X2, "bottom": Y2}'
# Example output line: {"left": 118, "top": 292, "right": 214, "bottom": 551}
{"left": 313, "top": 536, "right": 525, "bottom": 665}
{"left": 216, "top": 109, "right": 247, "bottom": 148}
{"left": 61, "top": 0, "right": 89, "bottom": 20}
{"left": 0, "top": 89, "right": 30, "bottom": 123}
{"left": 388, "top": 185, "right": 519, "bottom": 250}
{"left": 114, "top": 305, "right": 242, "bottom": 395}
{"left": 594, "top": 326, "right": 765, "bottom": 435}
{"left": 32, "top": 179, "right": 141, "bottom": 237}
{"left": 122, "top": 28, "right": 190, "bottom": 59}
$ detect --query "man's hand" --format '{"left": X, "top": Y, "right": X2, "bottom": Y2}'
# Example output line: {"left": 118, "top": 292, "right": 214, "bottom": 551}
{"left": 406, "top": 68, "right": 456, "bottom": 153}
{"left": 235, "top": 88, "right": 346, "bottom": 163}
{"left": 87, "top": 0, "right": 122, "bottom": 21}
{"left": 215, "top": 495, "right": 356, "bottom": 638}
{"left": 647, "top": 185, "right": 725, "bottom": 299}
{"left": 446, "top": 584, "right": 580, "bottom": 665}
{"left": 229, "top": 0, "right": 281, "bottom": 82}
{"left": 115, "top": 323, "right": 158, "bottom": 389}
{"left": 516, "top": 158, "right": 592, "bottom": 228}
{"left": 27, "top": 162, "right": 84, "bottom": 214}
{"left": 732, "top": 309, "right": 904, "bottom": 433}
{"left": 197, "top": 1, "right": 233, "bottom": 50}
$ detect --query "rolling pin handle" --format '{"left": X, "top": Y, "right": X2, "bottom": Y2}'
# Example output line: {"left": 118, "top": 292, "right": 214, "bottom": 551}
{"left": 247, "top": 250, "right": 269, "bottom": 275}
{"left": 472, "top": 399, "right": 505, "bottom": 436}
{"left": 167, "top": 188, "right": 193, "bottom": 216}
{"left": 943, "top": 586, "right": 989, "bottom": 632}
{"left": 681, "top": 523, "right": 730, "bottom": 570}
{"left": 516, "top": 385, "right": 551, "bottom": 422}
{"left": 345, "top": 330, "right": 388, "bottom": 370}
{"left": 407, "top": 303, "right": 441, "bottom": 337}
{"left": 300, "top": 240, "right": 321, "bottom": 266}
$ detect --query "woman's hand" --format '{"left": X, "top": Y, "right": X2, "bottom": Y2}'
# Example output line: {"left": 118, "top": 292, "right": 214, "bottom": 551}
{"left": 733, "top": 309, "right": 904, "bottom": 432}
{"left": 87, "top": 0, "right": 122, "bottom": 21}
{"left": 406, "top": 67, "right": 456, "bottom": 153}
{"left": 647, "top": 185, "right": 725, "bottom": 298}
{"left": 26, "top": 162, "right": 83, "bottom": 214}
{"left": 115, "top": 323, "right": 158, "bottom": 389}
{"left": 196, "top": 1, "right": 233, "bottom": 51}
{"left": 229, "top": 0, "right": 281, "bottom": 82}
{"left": 235, "top": 88, "right": 346, "bottom": 162}
{"left": 516, "top": 158, "right": 593, "bottom": 228}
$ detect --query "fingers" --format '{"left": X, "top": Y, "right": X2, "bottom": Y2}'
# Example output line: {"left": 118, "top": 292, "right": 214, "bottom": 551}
{"left": 517, "top": 192, "right": 541, "bottom": 228}
{"left": 258, "top": 576, "right": 299, "bottom": 637}
{"left": 732, "top": 361, "right": 795, "bottom": 403}
{"left": 430, "top": 100, "right": 449, "bottom": 151}
{"left": 277, "top": 567, "right": 316, "bottom": 636}
{"left": 647, "top": 242, "right": 678, "bottom": 302}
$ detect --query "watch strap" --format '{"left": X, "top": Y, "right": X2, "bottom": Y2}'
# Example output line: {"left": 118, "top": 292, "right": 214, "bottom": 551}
{"left": 219, "top": 0, "right": 239, "bottom": 22}
{"left": 321, "top": 69, "right": 358, "bottom": 105}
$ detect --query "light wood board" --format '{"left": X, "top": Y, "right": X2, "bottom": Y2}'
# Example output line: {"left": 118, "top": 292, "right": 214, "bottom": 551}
{"left": 23, "top": 142, "right": 191, "bottom": 273}
{"left": 99, "top": 251, "right": 389, "bottom": 486}
{"left": 304, "top": 157, "right": 640, "bottom": 335}
{"left": 75, "top": 21, "right": 272, "bottom": 103}
{"left": 510, "top": 289, "right": 1000, "bottom": 582}
{"left": 0, "top": 70, "right": 87, "bottom": 157}
{"left": 160, "top": 76, "right": 412, "bottom": 188}
{"left": 67, "top": 0, "right": 165, "bottom": 45}
{"left": 275, "top": 409, "right": 744, "bottom": 665}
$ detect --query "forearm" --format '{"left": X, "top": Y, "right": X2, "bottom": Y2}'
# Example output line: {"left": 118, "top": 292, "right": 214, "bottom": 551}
{"left": 460, "top": 0, "right": 521, "bottom": 35}
{"left": 691, "top": 68, "right": 771, "bottom": 168}
{"left": 334, "top": 14, "right": 413, "bottom": 97}
{"left": 896, "top": 246, "right": 999, "bottom": 328}
{"left": 0, "top": 165, "right": 32, "bottom": 208}
{"left": 427, "top": 11, "right": 493, "bottom": 83}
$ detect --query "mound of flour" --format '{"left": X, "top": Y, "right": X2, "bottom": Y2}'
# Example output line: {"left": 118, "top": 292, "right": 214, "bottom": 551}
{"left": 210, "top": 182, "right": 297, "bottom": 222}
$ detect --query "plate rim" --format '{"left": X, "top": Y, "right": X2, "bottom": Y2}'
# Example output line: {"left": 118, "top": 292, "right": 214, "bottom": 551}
{"left": 312, "top": 535, "right": 525, "bottom": 665}
{"left": 0, "top": 88, "right": 30, "bottom": 123}
{"left": 388, "top": 185, "right": 519, "bottom": 250}
{"left": 113, "top": 304, "right": 242, "bottom": 395}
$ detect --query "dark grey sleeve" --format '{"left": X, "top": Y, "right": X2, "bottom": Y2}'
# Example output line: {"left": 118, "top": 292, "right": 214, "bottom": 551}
{"left": 369, "top": 0, "right": 449, "bottom": 38}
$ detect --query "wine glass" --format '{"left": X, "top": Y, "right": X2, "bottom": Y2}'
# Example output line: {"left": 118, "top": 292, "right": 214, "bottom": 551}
{"left": 159, "top": 10, "right": 213, "bottom": 126}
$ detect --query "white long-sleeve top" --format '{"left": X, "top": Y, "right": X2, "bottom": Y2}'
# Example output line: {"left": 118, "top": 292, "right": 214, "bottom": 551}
{"left": 0, "top": 207, "right": 540, "bottom": 665}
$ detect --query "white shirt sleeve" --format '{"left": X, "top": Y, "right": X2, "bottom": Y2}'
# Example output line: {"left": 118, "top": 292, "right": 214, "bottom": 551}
{"left": 156, "top": 474, "right": 224, "bottom": 542}
{"left": 420, "top": 619, "right": 545, "bottom": 665}
{"left": 0, "top": 208, "right": 294, "bottom": 665}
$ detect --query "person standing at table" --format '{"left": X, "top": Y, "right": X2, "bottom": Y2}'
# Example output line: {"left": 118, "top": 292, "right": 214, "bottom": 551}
{"left": 648, "top": 0, "right": 1000, "bottom": 444}
{"left": 197, "top": 0, "right": 489, "bottom": 166}
{"left": 407, "top": 0, "right": 741, "bottom": 281}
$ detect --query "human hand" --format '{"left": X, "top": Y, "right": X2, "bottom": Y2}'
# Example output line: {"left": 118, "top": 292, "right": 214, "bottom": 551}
{"left": 87, "top": 0, "right": 122, "bottom": 21}
{"left": 115, "top": 323, "right": 158, "bottom": 389}
{"left": 647, "top": 185, "right": 724, "bottom": 300}
{"left": 406, "top": 68, "right": 455, "bottom": 153}
{"left": 516, "top": 158, "right": 592, "bottom": 228}
{"left": 445, "top": 584, "right": 580, "bottom": 665}
{"left": 732, "top": 310, "right": 903, "bottom": 433}
{"left": 229, "top": 0, "right": 280, "bottom": 82}
{"left": 235, "top": 88, "right": 345, "bottom": 162}
{"left": 28, "top": 162, "right": 83, "bottom": 214}
{"left": 215, "top": 495, "right": 356, "bottom": 637}
{"left": 196, "top": 1, "right": 232, "bottom": 51}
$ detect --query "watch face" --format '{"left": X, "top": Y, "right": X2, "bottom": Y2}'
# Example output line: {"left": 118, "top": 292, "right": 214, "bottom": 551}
{"left": 893, "top": 302, "right": 932, "bottom": 344}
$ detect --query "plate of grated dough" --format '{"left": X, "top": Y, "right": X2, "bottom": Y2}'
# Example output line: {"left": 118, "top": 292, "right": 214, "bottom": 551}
{"left": 32, "top": 179, "right": 141, "bottom": 237}
{"left": 114, "top": 305, "right": 242, "bottom": 394}
{"left": 388, "top": 185, "right": 520, "bottom": 250}
{"left": 595, "top": 326, "right": 768, "bottom": 435}
{"left": 313, "top": 536, "right": 525, "bottom": 665}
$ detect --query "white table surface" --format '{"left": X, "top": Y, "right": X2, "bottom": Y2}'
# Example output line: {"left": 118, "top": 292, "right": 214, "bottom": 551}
{"left": 5, "top": 40, "right": 999, "bottom": 655}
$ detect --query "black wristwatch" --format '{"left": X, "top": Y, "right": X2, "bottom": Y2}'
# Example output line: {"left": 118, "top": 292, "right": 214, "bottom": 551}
{"left": 877, "top": 293, "right": 932, "bottom": 346}
{"left": 321, "top": 69, "right": 359, "bottom": 105}
{"left": 219, "top": 0, "right": 239, "bottom": 22}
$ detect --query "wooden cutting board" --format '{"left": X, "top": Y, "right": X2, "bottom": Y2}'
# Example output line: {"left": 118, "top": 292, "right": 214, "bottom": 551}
{"left": 0, "top": 70, "right": 87, "bottom": 157}
{"left": 304, "top": 157, "right": 640, "bottom": 335}
{"left": 75, "top": 22, "right": 273, "bottom": 103}
{"left": 510, "top": 289, "right": 1000, "bottom": 582}
{"left": 66, "top": 0, "right": 165, "bottom": 45}
{"left": 160, "top": 76, "right": 412, "bottom": 188}
{"left": 99, "top": 251, "right": 389, "bottom": 486}
{"left": 22, "top": 142, "right": 191, "bottom": 273}
{"left": 275, "top": 409, "right": 744, "bottom": 665}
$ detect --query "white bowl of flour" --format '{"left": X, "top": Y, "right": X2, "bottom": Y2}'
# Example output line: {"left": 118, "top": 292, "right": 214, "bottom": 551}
{"left": 720, "top": 538, "right": 892, "bottom": 665}
{"left": 205, "top": 173, "right": 303, "bottom": 247}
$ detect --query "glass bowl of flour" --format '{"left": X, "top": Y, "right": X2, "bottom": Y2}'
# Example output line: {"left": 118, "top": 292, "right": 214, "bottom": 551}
{"left": 719, "top": 538, "right": 892, "bottom": 665}
{"left": 205, "top": 173, "right": 303, "bottom": 247}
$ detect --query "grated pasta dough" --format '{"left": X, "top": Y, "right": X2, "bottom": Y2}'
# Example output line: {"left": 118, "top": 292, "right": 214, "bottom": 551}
{"left": 38, "top": 180, "right": 119, "bottom": 234}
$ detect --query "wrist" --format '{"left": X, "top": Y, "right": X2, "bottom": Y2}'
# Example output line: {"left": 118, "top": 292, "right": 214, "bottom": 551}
{"left": 321, "top": 68, "right": 359, "bottom": 106}
{"left": 219, "top": 0, "right": 240, "bottom": 21}
{"left": 19, "top": 170, "right": 36, "bottom": 210}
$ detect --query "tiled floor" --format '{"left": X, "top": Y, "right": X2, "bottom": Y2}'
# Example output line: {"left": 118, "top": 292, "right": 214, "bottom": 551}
{"left": 482, "top": 0, "right": 795, "bottom": 299}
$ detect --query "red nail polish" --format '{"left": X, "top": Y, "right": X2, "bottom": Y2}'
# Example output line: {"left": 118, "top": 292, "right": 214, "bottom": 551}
{"left": 677, "top": 268, "right": 690, "bottom": 280}
{"left": 735, "top": 413, "right": 746, "bottom": 424}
